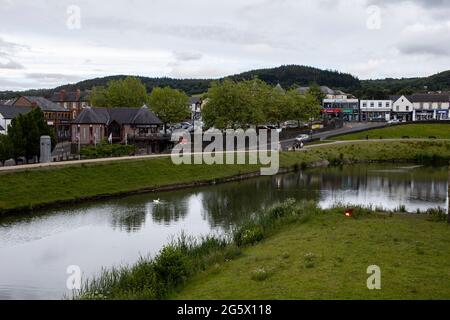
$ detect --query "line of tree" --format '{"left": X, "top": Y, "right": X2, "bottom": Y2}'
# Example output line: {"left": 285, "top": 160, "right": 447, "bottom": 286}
{"left": 89, "top": 77, "right": 191, "bottom": 131}
{"left": 202, "top": 79, "right": 322, "bottom": 130}
{"left": 0, "top": 108, "right": 55, "bottom": 163}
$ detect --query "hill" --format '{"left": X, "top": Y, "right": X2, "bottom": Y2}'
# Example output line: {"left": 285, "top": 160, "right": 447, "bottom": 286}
{"left": 0, "top": 65, "right": 360, "bottom": 99}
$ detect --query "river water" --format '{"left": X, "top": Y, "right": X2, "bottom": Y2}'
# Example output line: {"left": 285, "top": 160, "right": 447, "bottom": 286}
{"left": 0, "top": 164, "right": 448, "bottom": 299}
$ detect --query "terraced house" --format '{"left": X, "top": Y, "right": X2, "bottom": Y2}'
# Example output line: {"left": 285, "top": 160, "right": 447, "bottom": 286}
{"left": 50, "top": 89, "right": 90, "bottom": 119}
{"left": 391, "top": 94, "right": 450, "bottom": 122}
{"left": 11, "top": 96, "right": 72, "bottom": 141}
{"left": 72, "top": 105, "right": 168, "bottom": 154}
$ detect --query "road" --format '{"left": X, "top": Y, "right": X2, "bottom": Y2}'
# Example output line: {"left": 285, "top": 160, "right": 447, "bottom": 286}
{"left": 280, "top": 122, "right": 386, "bottom": 150}
{"left": 0, "top": 122, "right": 435, "bottom": 174}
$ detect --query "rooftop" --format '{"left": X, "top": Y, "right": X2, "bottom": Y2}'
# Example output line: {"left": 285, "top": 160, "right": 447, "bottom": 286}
{"left": 73, "top": 105, "right": 163, "bottom": 126}
{"left": 0, "top": 105, "right": 32, "bottom": 119}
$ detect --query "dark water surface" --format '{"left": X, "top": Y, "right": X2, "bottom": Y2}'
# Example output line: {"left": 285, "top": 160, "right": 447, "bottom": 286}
{"left": 0, "top": 164, "right": 448, "bottom": 299}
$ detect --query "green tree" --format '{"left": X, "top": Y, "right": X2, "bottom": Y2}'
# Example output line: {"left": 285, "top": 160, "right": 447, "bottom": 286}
{"left": 307, "top": 83, "right": 326, "bottom": 105}
{"left": 148, "top": 87, "right": 190, "bottom": 132}
{"left": 0, "top": 134, "right": 14, "bottom": 162}
{"left": 107, "top": 76, "right": 149, "bottom": 108}
{"left": 8, "top": 108, "right": 55, "bottom": 160}
{"left": 202, "top": 79, "right": 252, "bottom": 129}
{"left": 89, "top": 86, "right": 109, "bottom": 107}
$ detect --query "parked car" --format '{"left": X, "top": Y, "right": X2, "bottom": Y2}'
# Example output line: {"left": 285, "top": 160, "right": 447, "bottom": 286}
{"left": 388, "top": 119, "right": 400, "bottom": 124}
{"left": 295, "top": 134, "right": 311, "bottom": 142}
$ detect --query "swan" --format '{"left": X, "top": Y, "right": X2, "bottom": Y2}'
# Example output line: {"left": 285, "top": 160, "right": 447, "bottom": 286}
{"left": 153, "top": 198, "right": 161, "bottom": 204}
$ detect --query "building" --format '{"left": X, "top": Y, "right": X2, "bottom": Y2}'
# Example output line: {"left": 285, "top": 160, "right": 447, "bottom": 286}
{"left": 391, "top": 94, "right": 450, "bottom": 122}
{"left": 323, "top": 90, "right": 360, "bottom": 122}
{"left": 360, "top": 100, "right": 392, "bottom": 122}
{"left": 190, "top": 97, "right": 202, "bottom": 121}
{"left": 50, "top": 89, "right": 90, "bottom": 119}
{"left": 12, "top": 96, "right": 72, "bottom": 141}
{"left": 410, "top": 94, "right": 449, "bottom": 121}
{"left": 72, "top": 105, "right": 167, "bottom": 154}
{"left": 0, "top": 105, "right": 32, "bottom": 135}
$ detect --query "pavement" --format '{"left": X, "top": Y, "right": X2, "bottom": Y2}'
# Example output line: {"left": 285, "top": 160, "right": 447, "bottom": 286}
{"left": 0, "top": 122, "right": 442, "bottom": 174}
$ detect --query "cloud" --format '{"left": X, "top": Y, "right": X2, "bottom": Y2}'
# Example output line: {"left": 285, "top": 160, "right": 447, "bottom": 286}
{"left": 26, "top": 73, "right": 83, "bottom": 82}
{"left": 0, "top": 59, "right": 24, "bottom": 69}
{"left": 397, "top": 22, "right": 450, "bottom": 56}
{"left": 173, "top": 51, "right": 203, "bottom": 62}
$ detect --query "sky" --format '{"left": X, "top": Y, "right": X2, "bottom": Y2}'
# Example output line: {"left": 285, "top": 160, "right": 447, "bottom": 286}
{"left": 1, "top": 0, "right": 450, "bottom": 90}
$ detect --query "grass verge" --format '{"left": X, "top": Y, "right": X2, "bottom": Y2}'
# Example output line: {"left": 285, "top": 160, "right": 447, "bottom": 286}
{"left": 75, "top": 200, "right": 450, "bottom": 300}
{"left": 332, "top": 123, "right": 450, "bottom": 141}
{"left": 1, "top": 140, "right": 450, "bottom": 214}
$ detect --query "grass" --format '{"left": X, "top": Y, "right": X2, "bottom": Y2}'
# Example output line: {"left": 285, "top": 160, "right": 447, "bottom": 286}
{"left": 332, "top": 123, "right": 450, "bottom": 141}
{"left": 173, "top": 207, "right": 450, "bottom": 300}
{"left": 1, "top": 140, "right": 450, "bottom": 214}
{"left": 74, "top": 200, "right": 450, "bottom": 300}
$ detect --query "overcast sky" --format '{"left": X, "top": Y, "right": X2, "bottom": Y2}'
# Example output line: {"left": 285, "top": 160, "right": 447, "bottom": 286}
{"left": 1, "top": 0, "right": 450, "bottom": 90}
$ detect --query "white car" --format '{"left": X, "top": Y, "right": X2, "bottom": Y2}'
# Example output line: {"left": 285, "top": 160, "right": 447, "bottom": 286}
{"left": 388, "top": 119, "right": 400, "bottom": 124}
{"left": 295, "top": 134, "right": 311, "bottom": 142}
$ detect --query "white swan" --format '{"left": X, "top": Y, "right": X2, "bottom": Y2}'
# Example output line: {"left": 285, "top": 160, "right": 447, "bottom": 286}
{"left": 153, "top": 199, "right": 161, "bottom": 204}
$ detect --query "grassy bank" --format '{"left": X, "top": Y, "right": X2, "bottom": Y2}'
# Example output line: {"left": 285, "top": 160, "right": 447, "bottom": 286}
{"left": 1, "top": 140, "right": 450, "bottom": 214}
{"left": 75, "top": 200, "right": 450, "bottom": 300}
{"left": 174, "top": 206, "right": 450, "bottom": 300}
{"left": 332, "top": 123, "right": 450, "bottom": 140}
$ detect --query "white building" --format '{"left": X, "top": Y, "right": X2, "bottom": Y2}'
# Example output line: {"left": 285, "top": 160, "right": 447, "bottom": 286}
{"left": 360, "top": 100, "right": 392, "bottom": 121}
{"left": 391, "top": 94, "right": 450, "bottom": 121}
{"left": 0, "top": 105, "right": 32, "bottom": 135}
{"left": 391, "top": 95, "right": 414, "bottom": 122}
{"left": 410, "top": 94, "right": 449, "bottom": 121}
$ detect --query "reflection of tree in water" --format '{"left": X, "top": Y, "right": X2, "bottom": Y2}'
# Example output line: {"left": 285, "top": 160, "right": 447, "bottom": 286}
{"left": 150, "top": 199, "right": 189, "bottom": 225}
{"left": 310, "top": 165, "right": 448, "bottom": 210}
{"left": 200, "top": 174, "right": 321, "bottom": 230}
{"left": 110, "top": 204, "right": 147, "bottom": 233}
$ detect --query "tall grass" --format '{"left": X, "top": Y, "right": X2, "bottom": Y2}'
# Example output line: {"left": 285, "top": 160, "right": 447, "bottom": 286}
{"left": 75, "top": 199, "right": 318, "bottom": 300}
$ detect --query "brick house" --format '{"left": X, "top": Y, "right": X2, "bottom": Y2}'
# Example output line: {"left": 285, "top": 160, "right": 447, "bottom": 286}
{"left": 50, "top": 89, "right": 90, "bottom": 119}
{"left": 12, "top": 96, "right": 72, "bottom": 141}
{"left": 72, "top": 105, "right": 168, "bottom": 154}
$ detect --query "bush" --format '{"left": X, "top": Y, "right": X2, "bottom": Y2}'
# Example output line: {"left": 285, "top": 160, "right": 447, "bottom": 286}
{"left": 153, "top": 245, "right": 190, "bottom": 288}
{"left": 80, "top": 141, "right": 135, "bottom": 159}
{"left": 234, "top": 223, "right": 265, "bottom": 247}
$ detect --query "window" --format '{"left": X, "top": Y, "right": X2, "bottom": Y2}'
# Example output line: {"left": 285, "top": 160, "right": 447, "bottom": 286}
{"left": 406, "top": 106, "right": 410, "bottom": 111}
{"left": 370, "top": 102, "right": 375, "bottom": 108}
{"left": 396, "top": 106, "right": 400, "bottom": 111}
{"left": 378, "top": 102, "right": 382, "bottom": 108}
{"left": 386, "top": 102, "right": 390, "bottom": 108}
{"left": 362, "top": 102, "right": 367, "bottom": 108}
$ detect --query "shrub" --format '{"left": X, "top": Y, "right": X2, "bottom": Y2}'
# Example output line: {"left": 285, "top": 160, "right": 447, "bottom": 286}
{"left": 234, "top": 223, "right": 265, "bottom": 247}
{"left": 251, "top": 268, "right": 271, "bottom": 281}
{"left": 425, "top": 207, "right": 447, "bottom": 222}
{"left": 153, "top": 245, "right": 190, "bottom": 288}
{"left": 80, "top": 141, "right": 134, "bottom": 159}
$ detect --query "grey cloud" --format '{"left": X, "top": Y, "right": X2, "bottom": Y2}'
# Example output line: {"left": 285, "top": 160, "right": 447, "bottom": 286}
{"left": 26, "top": 73, "right": 83, "bottom": 82}
{"left": 0, "top": 59, "right": 24, "bottom": 69}
{"left": 173, "top": 51, "right": 203, "bottom": 61}
{"left": 368, "top": 0, "right": 450, "bottom": 7}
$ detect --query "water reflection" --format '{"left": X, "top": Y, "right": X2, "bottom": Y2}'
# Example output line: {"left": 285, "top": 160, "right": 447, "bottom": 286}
{"left": 0, "top": 164, "right": 447, "bottom": 300}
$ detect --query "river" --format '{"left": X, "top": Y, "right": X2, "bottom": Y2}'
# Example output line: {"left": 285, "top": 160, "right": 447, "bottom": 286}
{"left": 0, "top": 164, "right": 448, "bottom": 299}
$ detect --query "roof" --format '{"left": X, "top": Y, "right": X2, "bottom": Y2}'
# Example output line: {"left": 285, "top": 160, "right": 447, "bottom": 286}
{"left": 23, "top": 96, "right": 68, "bottom": 112}
{"left": 0, "top": 105, "right": 32, "bottom": 119}
{"left": 73, "top": 105, "right": 163, "bottom": 126}
{"left": 50, "top": 90, "right": 89, "bottom": 102}
{"left": 410, "top": 94, "right": 450, "bottom": 103}
{"left": 189, "top": 97, "right": 201, "bottom": 105}
{"left": 390, "top": 94, "right": 450, "bottom": 103}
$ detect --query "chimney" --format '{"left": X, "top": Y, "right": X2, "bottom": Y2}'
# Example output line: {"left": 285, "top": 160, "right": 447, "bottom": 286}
{"left": 76, "top": 89, "right": 81, "bottom": 101}
{"left": 59, "top": 90, "right": 66, "bottom": 102}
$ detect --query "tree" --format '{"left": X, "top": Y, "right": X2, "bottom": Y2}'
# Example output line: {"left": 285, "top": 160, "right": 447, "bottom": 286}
{"left": 89, "top": 86, "right": 109, "bottom": 107}
{"left": 88, "top": 77, "right": 149, "bottom": 108}
{"left": 8, "top": 108, "right": 55, "bottom": 160}
{"left": 307, "top": 83, "right": 326, "bottom": 105}
{"left": 148, "top": 87, "right": 190, "bottom": 132}
{"left": 0, "top": 134, "right": 14, "bottom": 162}
{"left": 202, "top": 79, "right": 256, "bottom": 129}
